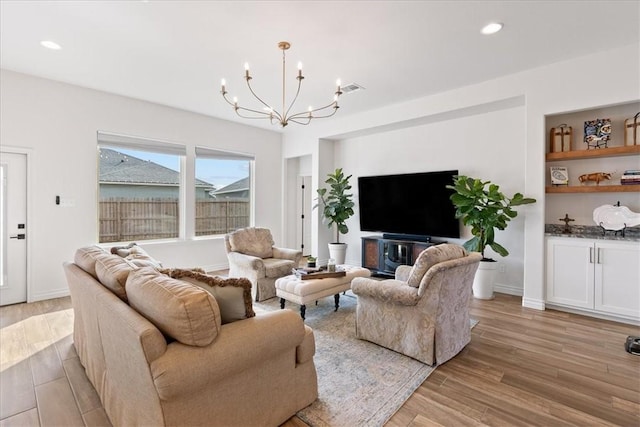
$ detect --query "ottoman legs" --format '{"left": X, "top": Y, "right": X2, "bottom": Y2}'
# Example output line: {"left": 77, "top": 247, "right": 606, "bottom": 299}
{"left": 279, "top": 294, "right": 342, "bottom": 319}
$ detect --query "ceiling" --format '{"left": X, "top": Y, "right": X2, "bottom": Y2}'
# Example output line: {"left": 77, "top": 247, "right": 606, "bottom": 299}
{"left": 1, "top": 1, "right": 639, "bottom": 131}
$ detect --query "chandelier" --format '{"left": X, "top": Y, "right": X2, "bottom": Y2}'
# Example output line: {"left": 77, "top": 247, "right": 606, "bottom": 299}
{"left": 220, "top": 41, "right": 342, "bottom": 127}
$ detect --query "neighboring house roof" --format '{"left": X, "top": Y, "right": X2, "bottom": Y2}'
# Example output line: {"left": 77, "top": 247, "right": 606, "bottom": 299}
{"left": 213, "top": 177, "right": 249, "bottom": 195}
{"left": 99, "top": 148, "right": 211, "bottom": 187}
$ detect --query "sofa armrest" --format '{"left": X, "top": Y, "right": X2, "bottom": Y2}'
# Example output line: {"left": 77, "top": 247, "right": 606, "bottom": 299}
{"left": 395, "top": 265, "right": 412, "bottom": 282}
{"left": 297, "top": 325, "right": 315, "bottom": 364}
{"left": 272, "top": 246, "right": 302, "bottom": 263}
{"left": 151, "top": 309, "right": 307, "bottom": 400}
{"left": 351, "top": 277, "right": 420, "bottom": 306}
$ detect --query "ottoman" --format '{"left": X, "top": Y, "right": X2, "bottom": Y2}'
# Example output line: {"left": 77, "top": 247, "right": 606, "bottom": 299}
{"left": 275, "top": 265, "right": 371, "bottom": 319}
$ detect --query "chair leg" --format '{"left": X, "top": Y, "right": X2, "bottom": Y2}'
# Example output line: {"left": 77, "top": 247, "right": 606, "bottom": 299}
{"left": 280, "top": 298, "right": 285, "bottom": 309}
{"left": 300, "top": 305, "right": 306, "bottom": 320}
{"left": 334, "top": 294, "right": 340, "bottom": 312}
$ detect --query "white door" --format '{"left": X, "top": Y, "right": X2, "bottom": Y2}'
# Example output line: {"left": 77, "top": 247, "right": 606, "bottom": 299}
{"left": 0, "top": 152, "right": 27, "bottom": 306}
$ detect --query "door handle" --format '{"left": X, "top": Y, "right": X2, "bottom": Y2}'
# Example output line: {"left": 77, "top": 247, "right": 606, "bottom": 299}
{"left": 9, "top": 234, "right": 26, "bottom": 240}
{"left": 589, "top": 247, "right": 594, "bottom": 264}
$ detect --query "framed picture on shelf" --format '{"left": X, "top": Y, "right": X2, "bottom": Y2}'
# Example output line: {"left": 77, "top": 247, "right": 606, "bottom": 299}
{"left": 550, "top": 167, "right": 569, "bottom": 186}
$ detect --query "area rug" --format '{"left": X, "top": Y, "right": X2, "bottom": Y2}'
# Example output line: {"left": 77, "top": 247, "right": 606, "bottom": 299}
{"left": 254, "top": 292, "right": 478, "bottom": 427}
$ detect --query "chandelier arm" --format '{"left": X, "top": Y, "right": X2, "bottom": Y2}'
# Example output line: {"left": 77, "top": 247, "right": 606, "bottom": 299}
{"left": 283, "top": 78, "right": 303, "bottom": 123}
{"left": 288, "top": 118, "right": 313, "bottom": 125}
{"left": 288, "top": 101, "right": 338, "bottom": 121}
{"left": 245, "top": 79, "right": 283, "bottom": 122}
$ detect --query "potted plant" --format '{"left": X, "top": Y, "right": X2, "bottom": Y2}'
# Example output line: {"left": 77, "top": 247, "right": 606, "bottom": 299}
{"left": 446, "top": 175, "right": 536, "bottom": 299}
{"left": 315, "top": 168, "right": 355, "bottom": 265}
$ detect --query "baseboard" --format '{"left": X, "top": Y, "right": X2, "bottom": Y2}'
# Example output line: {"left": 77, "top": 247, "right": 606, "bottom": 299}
{"left": 201, "top": 263, "right": 228, "bottom": 273}
{"left": 546, "top": 303, "right": 640, "bottom": 326}
{"left": 30, "top": 288, "right": 70, "bottom": 303}
{"left": 493, "top": 283, "right": 523, "bottom": 296}
{"left": 522, "top": 297, "right": 546, "bottom": 310}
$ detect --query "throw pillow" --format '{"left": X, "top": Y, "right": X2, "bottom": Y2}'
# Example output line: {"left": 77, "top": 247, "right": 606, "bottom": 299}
{"left": 95, "top": 254, "right": 137, "bottom": 301}
{"left": 407, "top": 244, "right": 467, "bottom": 287}
{"left": 110, "top": 243, "right": 163, "bottom": 269}
{"left": 126, "top": 267, "right": 222, "bottom": 347}
{"left": 159, "top": 268, "right": 255, "bottom": 324}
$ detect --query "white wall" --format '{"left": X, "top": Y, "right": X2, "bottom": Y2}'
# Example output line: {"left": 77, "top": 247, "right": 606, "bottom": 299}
{"left": 282, "top": 43, "right": 640, "bottom": 306}
{"left": 0, "top": 69, "right": 283, "bottom": 302}
{"left": 334, "top": 105, "right": 527, "bottom": 293}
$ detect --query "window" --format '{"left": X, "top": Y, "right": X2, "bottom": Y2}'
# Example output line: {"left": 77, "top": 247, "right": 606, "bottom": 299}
{"left": 97, "top": 132, "right": 186, "bottom": 243}
{"left": 194, "top": 147, "right": 253, "bottom": 236}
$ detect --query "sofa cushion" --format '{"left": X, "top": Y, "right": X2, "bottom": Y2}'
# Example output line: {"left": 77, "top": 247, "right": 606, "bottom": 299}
{"left": 160, "top": 269, "right": 255, "bottom": 324}
{"left": 110, "top": 243, "right": 162, "bottom": 269}
{"left": 228, "top": 227, "right": 274, "bottom": 259}
{"left": 407, "top": 244, "right": 468, "bottom": 287}
{"left": 74, "top": 246, "right": 108, "bottom": 279}
{"left": 95, "top": 254, "right": 137, "bottom": 302}
{"left": 263, "top": 258, "right": 296, "bottom": 279}
{"left": 126, "top": 268, "right": 221, "bottom": 346}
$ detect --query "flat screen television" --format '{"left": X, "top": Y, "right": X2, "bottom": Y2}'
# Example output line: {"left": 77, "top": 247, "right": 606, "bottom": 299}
{"left": 357, "top": 170, "right": 460, "bottom": 239}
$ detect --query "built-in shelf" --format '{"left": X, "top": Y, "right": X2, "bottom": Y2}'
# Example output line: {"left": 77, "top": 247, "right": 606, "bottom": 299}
{"left": 546, "top": 184, "right": 640, "bottom": 193}
{"left": 546, "top": 145, "right": 640, "bottom": 161}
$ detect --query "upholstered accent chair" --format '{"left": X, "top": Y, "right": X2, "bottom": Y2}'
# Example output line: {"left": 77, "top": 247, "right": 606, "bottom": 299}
{"left": 225, "top": 227, "right": 302, "bottom": 302}
{"left": 351, "top": 244, "right": 482, "bottom": 366}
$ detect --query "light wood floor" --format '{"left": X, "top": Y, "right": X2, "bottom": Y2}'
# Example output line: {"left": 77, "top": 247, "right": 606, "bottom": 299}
{"left": 1, "top": 294, "right": 639, "bottom": 426}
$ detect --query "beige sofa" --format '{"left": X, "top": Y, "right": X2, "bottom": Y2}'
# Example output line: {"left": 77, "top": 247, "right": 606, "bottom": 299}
{"left": 64, "top": 246, "right": 318, "bottom": 426}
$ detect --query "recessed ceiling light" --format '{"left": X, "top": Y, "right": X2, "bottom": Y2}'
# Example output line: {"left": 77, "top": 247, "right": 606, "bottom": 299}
{"left": 40, "top": 40, "right": 62, "bottom": 50}
{"left": 481, "top": 22, "right": 503, "bottom": 35}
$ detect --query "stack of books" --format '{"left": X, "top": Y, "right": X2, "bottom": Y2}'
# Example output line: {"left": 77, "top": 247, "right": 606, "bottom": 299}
{"left": 621, "top": 170, "right": 640, "bottom": 185}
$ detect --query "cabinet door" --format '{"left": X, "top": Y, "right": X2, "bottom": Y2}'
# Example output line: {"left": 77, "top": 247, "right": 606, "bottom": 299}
{"left": 594, "top": 241, "right": 640, "bottom": 319}
{"left": 546, "top": 238, "right": 595, "bottom": 309}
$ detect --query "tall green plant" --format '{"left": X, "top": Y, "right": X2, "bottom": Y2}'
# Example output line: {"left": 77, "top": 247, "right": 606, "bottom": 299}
{"left": 446, "top": 176, "right": 536, "bottom": 259}
{"left": 315, "top": 168, "right": 355, "bottom": 243}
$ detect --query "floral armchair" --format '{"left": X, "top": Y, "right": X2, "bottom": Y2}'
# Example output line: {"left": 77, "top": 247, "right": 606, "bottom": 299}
{"left": 224, "top": 227, "right": 302, "bottom": 302}
{"left": 351, "top": 244, "right": 482, "bottom": 366}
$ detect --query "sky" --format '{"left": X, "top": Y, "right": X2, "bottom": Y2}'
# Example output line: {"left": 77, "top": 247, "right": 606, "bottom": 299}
{"left": 115, "top": 148, "right": 249, "bottom": 189}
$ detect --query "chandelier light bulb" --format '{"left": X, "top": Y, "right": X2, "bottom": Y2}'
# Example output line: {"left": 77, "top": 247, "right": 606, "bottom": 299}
{"left": 298, "top": 62, "right": 303, "bottom": 70}
{"left": 244, "top": 62, "right": 250, "bottom": 70}
{"left": 221, "top": 78, "right": 226, "bottom": 86}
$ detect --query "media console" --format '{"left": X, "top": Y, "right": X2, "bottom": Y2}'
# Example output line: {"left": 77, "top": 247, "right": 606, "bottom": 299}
{"left": 361, "top": 236, "right": 441, "bottom": 277}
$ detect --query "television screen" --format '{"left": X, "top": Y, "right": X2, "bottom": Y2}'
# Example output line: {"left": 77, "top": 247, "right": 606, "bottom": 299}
{"left": 357, "top": 170, "right": 460, "bottom": 238}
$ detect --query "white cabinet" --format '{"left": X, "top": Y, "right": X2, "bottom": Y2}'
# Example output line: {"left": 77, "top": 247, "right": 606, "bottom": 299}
{"left": 546, "top": 237, "right": 640, "bottom": 322}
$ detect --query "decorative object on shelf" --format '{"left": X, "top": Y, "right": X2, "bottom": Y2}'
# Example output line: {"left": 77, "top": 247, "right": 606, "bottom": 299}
{"left": 593, "top": 203, "right": 640, "bottom": 237}
{"left": 327, "top": 258, "right": 336, "bottom": 272}
{"left": 220, "top": 41, "right": 342, "bottom": 127}
{"left": 624, "top": 112, "right": 640, "bottom": 146}
{"left": 584, "top": 118, "right": 611, "bottom": 149}
{"left": 306, "top": 256, "right": 317, "bottom": 268}
{"left": 447, "top": 176, "right": 536, "bottom": 300}
{"left": 314, "top": 168, "right": 354, "bottom": 264}
{"left": 559, "top": 214, "right": 575, "bottom": 234}
{"left": 549, "top": 124, "right": 572, "bottom": 153}
{"left": 621, "top": 169, "right": 640, "bottom": 185}
{"left": 578, "top": 171, "right": 611, "bottom": 185}
{"left": 550, "top": 166, "right": 569, "bottom": 186}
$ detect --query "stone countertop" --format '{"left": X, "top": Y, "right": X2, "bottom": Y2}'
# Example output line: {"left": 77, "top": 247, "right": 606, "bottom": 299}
{"left": 545, "top": 224, "right": 640, "bottom": 242}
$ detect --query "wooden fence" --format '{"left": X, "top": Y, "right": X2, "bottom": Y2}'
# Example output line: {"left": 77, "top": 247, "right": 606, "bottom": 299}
{"left": 99, "top": 198, "right": 249, "bottom": 243}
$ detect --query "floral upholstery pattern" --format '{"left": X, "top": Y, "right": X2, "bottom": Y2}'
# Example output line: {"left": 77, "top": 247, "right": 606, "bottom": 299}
{"left": 351, "top": 244, "right": 481, "bottom": 366}
{"left": 407, "top": 244, "right": 467, "bottom": 287}
{"left": 224, "top": 227, "right": 302, "bottom": 302}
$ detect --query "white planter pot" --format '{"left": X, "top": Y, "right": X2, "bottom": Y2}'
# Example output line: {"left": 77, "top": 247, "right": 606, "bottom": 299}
{"left": 472, "top": 260, "right": 497, "bottom": 300}
{"left": 328, "top": 243, "right": 348, "bottom": 265}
